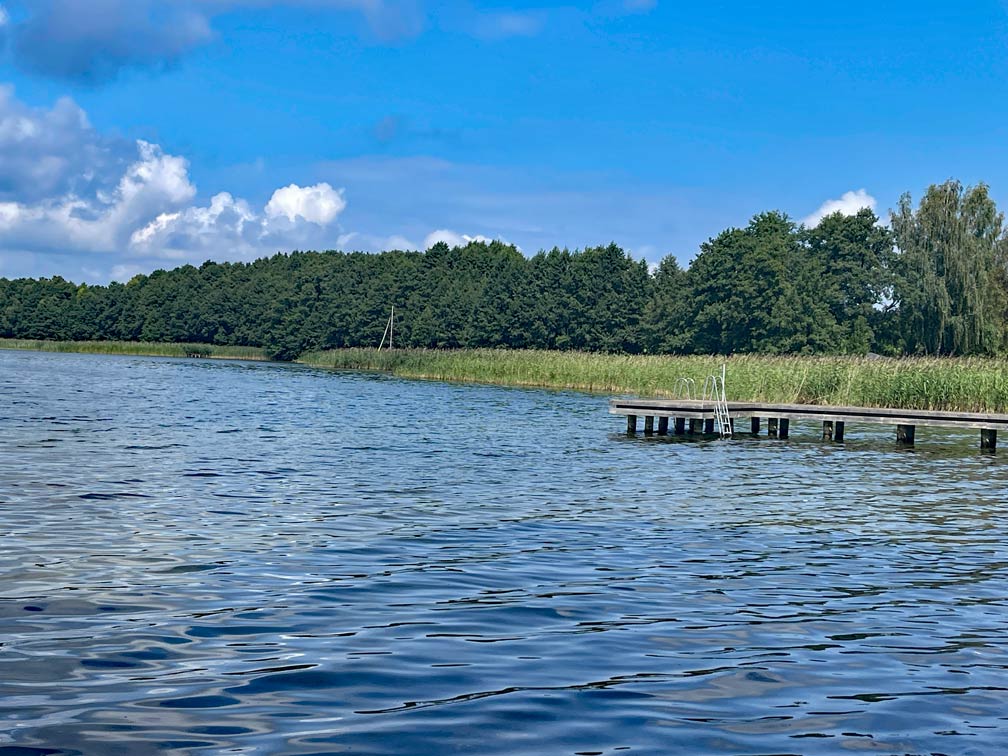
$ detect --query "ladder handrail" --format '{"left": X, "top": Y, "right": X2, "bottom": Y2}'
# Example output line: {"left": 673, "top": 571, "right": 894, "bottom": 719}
{"left": 700, "top": 366, "right": 732, "bottom": 438}
{"left": 673, "top": 376, "right": 697, "bottom": 400}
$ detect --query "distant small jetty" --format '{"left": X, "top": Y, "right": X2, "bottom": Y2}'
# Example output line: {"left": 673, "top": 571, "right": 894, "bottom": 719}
{"left": 611, "top": 398, "right": 1006, "bottom": 450}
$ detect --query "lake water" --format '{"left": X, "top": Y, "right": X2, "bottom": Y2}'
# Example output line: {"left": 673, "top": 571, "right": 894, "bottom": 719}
{"left": 2, "top": 350, "right": 1007, "bottom": 755}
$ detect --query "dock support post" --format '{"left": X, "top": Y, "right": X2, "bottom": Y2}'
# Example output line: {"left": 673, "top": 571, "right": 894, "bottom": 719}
{"left": 767, "top": 418, "right": 779, "bottom": 438}
{"left": 688, "top": 419, "right": 699, "bottom": 434}
{"left": 657, "top": 417, "right": 669, "bottom": 436}
{"left": 674, "top": 417, "right": 685, "bottom": 435}
{"left": 835, "top": 421, "right": 845, "bottom": 442}
{"left": 644, "top": 416, "right": 654, "bottom": 435}
{"left": 703, "top": 418, "right": 715, "bottom": 434}
{"left": 823, "top": 421, "right": 833, "bottom": 441}
{"left": 779, "top": 419, "right": 790, "bottom": 439}
{"left": 981, "top": 428, "right": 997, "bottom": 451}
{"left": 897, "top": 424, "right": 916, "bottom": 445}
{"left": 750, "top": 417, "right": 760, "bottom": 435}
{"left": 627, "top": 415, "right": 637, "bottom": 435}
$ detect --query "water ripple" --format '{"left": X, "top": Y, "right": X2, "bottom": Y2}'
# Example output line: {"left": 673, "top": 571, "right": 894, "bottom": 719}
{"left": 1, "top": 350, "right": 1007, "bottom": 754}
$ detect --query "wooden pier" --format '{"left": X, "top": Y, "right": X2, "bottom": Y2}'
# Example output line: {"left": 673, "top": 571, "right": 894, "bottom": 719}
{"left": 610, "top": 398, "right": 1008, "bottom": 450}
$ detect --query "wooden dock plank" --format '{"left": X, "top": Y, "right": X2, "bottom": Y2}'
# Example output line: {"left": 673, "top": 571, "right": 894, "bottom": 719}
{"left": 609, "top": 398, "right": 1008, "bottom": 430}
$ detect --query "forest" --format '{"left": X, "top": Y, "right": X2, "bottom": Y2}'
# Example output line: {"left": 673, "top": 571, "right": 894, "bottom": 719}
{"left": 2, "top": 180, "right": 1006, "bottom": 362}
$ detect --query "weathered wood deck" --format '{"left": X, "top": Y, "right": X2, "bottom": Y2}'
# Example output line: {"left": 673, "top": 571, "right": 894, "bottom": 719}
{"left": 609, "top": 398, "right": 1008, "bottom": 448}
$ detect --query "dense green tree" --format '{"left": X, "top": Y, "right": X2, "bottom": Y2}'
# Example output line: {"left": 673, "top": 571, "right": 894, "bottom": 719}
{"left": 891, "top": 180, "right": 1008, "bottom": 355}
{"left": 684, "top": 212, "right": 840, "bottom": 354}
{"left": 804, "top": 208, "right": 893, "bottom": 353}
{"left": 642, "top": 255, "right": 688, "bottom": 352}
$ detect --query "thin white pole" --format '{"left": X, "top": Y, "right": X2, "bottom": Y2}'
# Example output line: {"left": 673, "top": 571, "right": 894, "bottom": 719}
{"left": 378, "top": 314, "right": 390, "bottom": 351}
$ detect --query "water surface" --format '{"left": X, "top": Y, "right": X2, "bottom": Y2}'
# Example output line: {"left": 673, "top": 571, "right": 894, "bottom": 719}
{"left": 2, "top": 350, "right": 1007, "bottom": 754}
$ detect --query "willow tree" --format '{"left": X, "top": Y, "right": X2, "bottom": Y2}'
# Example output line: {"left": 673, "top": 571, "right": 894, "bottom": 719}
{"left": 891, "top": 180, "right": 1008, "bottom": 355}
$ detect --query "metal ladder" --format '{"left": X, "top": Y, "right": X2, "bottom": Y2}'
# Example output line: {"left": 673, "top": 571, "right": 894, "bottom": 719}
{"left": 701, "top": 364, "right": 732, "bottom": 438}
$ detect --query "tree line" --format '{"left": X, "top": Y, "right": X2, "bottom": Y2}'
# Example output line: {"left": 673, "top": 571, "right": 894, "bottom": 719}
{"left": 2, "top": 180, "right": 1006, "bottom": 361}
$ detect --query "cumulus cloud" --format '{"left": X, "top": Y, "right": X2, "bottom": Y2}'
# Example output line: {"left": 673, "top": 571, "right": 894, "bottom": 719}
{"left": 802, "top": 189, "right": 877, "bottom": 227}
{"left": 0, "top": 140, "right": 199, "bottom": 254}
{"left": 0, "top": 87, "right": 346, "bottom": 275}
{"left": 130, "top": 182, "right": 347, "bottom": 260}
{"left": 422, "top": 229, "right": 494, "bottom": 249}
{"left": 337, "top": 230, "right": 417, "bottom": 251}
{"left": 265, "top": 183, "right": 345, "bottom": 225}
{"left": 6, "top": 0, "right": 422, "bottom": 83}
{"left": 0, "top": 84, "right": 133, "bottom": 203}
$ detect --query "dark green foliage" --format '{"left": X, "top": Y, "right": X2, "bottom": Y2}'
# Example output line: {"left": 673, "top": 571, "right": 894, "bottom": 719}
{"left": 642, "top": 255, "right": 688, "bottom": 353}
{"left": 0, "top": 241, "right": 653, "bottom": 360}
{"left": 2, "top": 180, "right": 1006, "bottom": 359}
{"left": 683, "top": 212, "right": 843, "bottom": 354}
{"left": 804, "top": 209, "right": 894, "bottom": 353}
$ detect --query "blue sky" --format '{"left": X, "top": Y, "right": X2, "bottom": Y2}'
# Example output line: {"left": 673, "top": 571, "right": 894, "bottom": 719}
{"left": 0, "top": 0, "right": 1006, "bottom": 282}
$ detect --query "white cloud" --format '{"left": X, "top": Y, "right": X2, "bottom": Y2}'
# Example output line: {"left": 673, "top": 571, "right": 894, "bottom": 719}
{"left": 0, "top": 88, "right": 347, "bottom": 277}
{"left": 0, "top": 5, "right": 9, "bottom": 27}
{"left": 422, "top": 229, "right": 494, "bottom": 249}
{"left": 109, "top": 263, "right": 146, "bottom": 282}
{"left": 265, "top": 182, "right": 345, "bottom": 225}
{"left": 337, "top": 231, "right": 419, "bottom": 251}
{"left": 802, "top": 188, "right": 876, "bottom": 227}
{"left": 129, "top": 191, "right": 256, "bottom": 258}
{"left": 0, "top": 84, "right": 132, "bottom": 204}
{"left": 0, "top": 140, "right": 201, "bottom": 255}
{"left": 383, "top": 234, "right": 416, "bottom": 250}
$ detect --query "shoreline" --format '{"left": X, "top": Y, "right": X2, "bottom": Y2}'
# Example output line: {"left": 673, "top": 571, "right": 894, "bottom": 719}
{"left": 0, "top": 339, "right": 269, "bottom": 362}
{"left": 298, "top": 348, "right": 1008, "bottom": 414}
{"left": 5, "top": 340, "right": 1008, "bottom": 413}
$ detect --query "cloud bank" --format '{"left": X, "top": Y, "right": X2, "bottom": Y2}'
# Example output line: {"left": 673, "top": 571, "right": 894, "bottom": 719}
{"left": 0, "top": 87, "right": 347, "bottom": 277}
{"left": 802, "top": 189, "right": 876, "bottom": 227}
{"left": 0, "top": 87, "right": 514, "bottom": 280}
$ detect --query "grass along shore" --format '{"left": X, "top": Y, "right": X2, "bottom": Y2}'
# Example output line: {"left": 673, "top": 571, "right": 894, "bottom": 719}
{"left": 4, "top": 340, "right": 1007, "bottom": 413}
{"left": 0, "top": 338, "right": 267, "bottom": 361}
{"left": 298, "top": 348, "right": 1008, "bottom": 414}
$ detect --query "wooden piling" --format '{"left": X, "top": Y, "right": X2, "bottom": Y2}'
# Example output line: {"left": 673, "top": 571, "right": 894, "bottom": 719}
{"left": 981, "top": 428, "right": 997, "bottom": 450}
{"left": 703, "top": 418, "right": 715, "bottom": 434}
{"left": 897, "top": 424, "right": 916, "bottom": 445}
{"left": 657, "top": 416, "right": 669, "bottom": 436}
{"left": 644, "top": 416, "right": 655, "bottom": 435}
{"left": 611, "top": 398, "right": 1008, "bottom": 451}
{"left": 767, "top": 417, "right": 779, "bottom": 438}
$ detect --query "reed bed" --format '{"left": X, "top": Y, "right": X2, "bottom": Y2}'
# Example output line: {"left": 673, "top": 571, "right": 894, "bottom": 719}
{"left": 0, "top": 339, "right": 267, "bottom": 361}
{"left": 298, "top": 348, "right": 1008, "bottom": 413}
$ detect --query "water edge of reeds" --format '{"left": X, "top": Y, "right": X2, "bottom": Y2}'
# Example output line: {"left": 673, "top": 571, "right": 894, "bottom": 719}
{"left": 0, "top": 339, "right": 268, "bottom": 361}
{"left": 297, "top": 348, "right": 1008, "bottom": 413}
